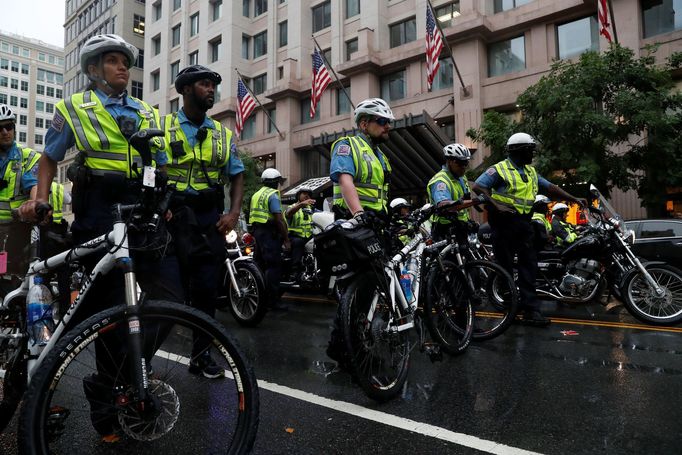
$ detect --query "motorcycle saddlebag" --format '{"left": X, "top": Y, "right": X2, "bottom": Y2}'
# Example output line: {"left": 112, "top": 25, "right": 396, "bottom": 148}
{"left": 314, "top": 223, "right": 382, "bottom": 275}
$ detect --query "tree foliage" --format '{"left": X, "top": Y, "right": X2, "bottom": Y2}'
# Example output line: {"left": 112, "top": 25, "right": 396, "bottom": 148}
{"left": 238, "top": 150, "right": 262, "bottom": 210}
{"left": 467, "top": 44, "right": 682, "bottom": 214}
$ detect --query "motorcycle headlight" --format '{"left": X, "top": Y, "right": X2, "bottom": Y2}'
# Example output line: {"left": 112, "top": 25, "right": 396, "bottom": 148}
{"left": 624, "top": 229, "right": 636, "bottom": 245}
{"left": 225, "top": 230, "right": 238, "bottom": 244}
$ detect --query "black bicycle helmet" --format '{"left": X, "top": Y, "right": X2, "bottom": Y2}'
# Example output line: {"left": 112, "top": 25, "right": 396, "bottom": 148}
{"left": 174, "top": 65, "right": 222, "bottom": 93}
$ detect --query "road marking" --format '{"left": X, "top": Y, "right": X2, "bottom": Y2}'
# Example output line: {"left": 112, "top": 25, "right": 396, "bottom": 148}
{"left": 155, "top": 349, "right": 542, "bottom": 455}
{"left": 547, "top": 317, "right": 682, "bottom": 333}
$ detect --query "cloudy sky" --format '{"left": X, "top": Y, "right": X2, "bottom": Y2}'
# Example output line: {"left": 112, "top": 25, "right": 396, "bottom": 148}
{"left": 0, "top": 0, "right": 66, "bottom": 47}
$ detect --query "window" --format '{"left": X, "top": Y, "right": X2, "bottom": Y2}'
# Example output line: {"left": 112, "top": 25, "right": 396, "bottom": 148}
{"left": 135, "top": 49, "right": 144, "bottom": 68}
{"left": 36, "top": 100, "right": 45, "bottom": 112}
{"left": 19, "top": 114, "right": 27, "bottom": 126}
{"left": 337, "top": 86, "right": 351, "bottom": 115}
{"left": 172, "top": 24, "right": 181, "bottom": 47}
{"left": 152, "top": 71, "right": 160, "bottom": 91}
{"left": 173, "top": 0, "right": 181, "bottom": 11}
{"left": 557, "top": 16, "right": 598, "bottom": 59}
{"left": 56, "top": 89, "right": 62, "bottom": 98}
{"left": 0, "top": 59, "right": 7, "bottom": 70}
{"left": 0, "top": 94, "right": 6, "bottom": 104}
{"left": 11, "top": 61, "right": 19, "bottom": 72}
{"left": 46, "top": 87, "right": 55, "bottom": 97}
{"left": 493, "top": 0, "right": 532, "bottom": 13}
{"left": 39, "top": 52, "right": 46, "bottom": 62}
{"left": 345, "top": 38, "right": 358, "bottom": 61}
{"left": 21, "top": 64, "right": 28, "bottom": 75}
{"left": 133, "top": 14, "right": 145, "bottom": 35}
{"left": 381, "top": 69, "right": 406, "bottom": 101}
{"left": 253, "top": 73, "right": 267, "bottom": 95}
{"left": 312, "top": 1, "right": 332, "bottom": 32}
{"left": 190, "top": 13, "right": 199, "bottom": 36}
{"left": 300, "top": 97, "right": 319, "bottom": 123}
{"left": 10, "top": 79, "right": 18, "bottom": 90}
{"left": 9, "top": 96, "right": 17, "bottom": 107}
{"left": 153, "top": 2, "right": 162, "bottom": 21}
{"left": 279, "top": 21, "right": 288, "bottom": 47}
{"left": 132, "top": 80, "right": 143, "bottom": 98}
{"left": 35, "top": 134, "right": 44, "bottom": 145}
{"left": 390, "top": 18, "right": 416, "bottom": 48}
{"left": 431, "top": 58, "right": 453, "bottom": 90}
{"left": 642, "top": 0, "right": 682, "bottom": 38}
{"left": 640, "top": 221, "right": 682, "bottom": 238}
{"left": 488, "top": 35, "right": 526, "bottom": 77}
{"left": 169, "top": 98, "right": 179, "bottom": 113}
{"left": 255, "top": 0, "right": 267, "bottom": 16}
{"left": 212, "top": 0, "right": 222, "bottom": 21}
{"left": 20, "top": 98, "right": 27, "bottom": 109}
{"left": 46, "top": 103, "right": 54, "bottom": 113}
{"left": 19, "top": 132, "right": 26, "bottom": 143}
{"left": 267, "top": 108, "right": 277, "bottom": 133}
{"left": 0, "top": 76, "right": 6, "bottom": 87}
{"left": 253, "top": 31, "right": 267, "bottom": 58}
{"left": 210, "top": 37, "right": 222, "bottom": 62}
{"left": 152, "top": 35, "right": 161, "bottom": 56}
{"left": 189, "top": 51, "right": 199, "bottom": 65}
{"left": 242, "top": 115, "right": 257, "bottom": 139}
{"left": 277, "top": 66, "right": 284, "bottom": 79}
{"left": 346, "top": 0, "right": 360, "bottom": 18}
{"left": 242, "top": 35, "right": 251, "bottom": 59}
{"left": 243, "top": 0, "right": 250, "bottom": 17}
{"left": 170, "top": 61, "right": 180, "bottom": 81}
{"left": 36, "top": 118, "right": 44, "bottom": 129}
{"left": 20, "top": 80, "right": 28, "bottom": 91}
{"left": 435, "top": 2, "right": 460, "bottom": 28}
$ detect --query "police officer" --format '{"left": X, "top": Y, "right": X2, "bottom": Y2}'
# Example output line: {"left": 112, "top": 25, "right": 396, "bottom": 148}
{"left": 389, "top": 197, "right": 411, "bottom": 246}
{"left": 285, "top": 187, "right": 315, "bottom": 281}
{"left": 163, "top": 64, "right": 245, "bottom": 378}
{"left": 472, "top": 133, "right": 582, "bottom": 326}
{"left": 250, "top": 168, "right": 289, "bottom": 310}
{"left": 427, "top": 143, "right": 474, "bottom": 242}
{"left": 551, "top": 203, "right": 578, "bottom": 247}
{"left": 531, "top": 195, "right": 553, "bottom": 251}
{"left": 330, "top": 98, "right": 393, "bottom": 221}
{"left": 0, "top": 104, "right": 39, "bottom": 290}
{"left": 19, "top": 34, "right": 182, "bottom": 439}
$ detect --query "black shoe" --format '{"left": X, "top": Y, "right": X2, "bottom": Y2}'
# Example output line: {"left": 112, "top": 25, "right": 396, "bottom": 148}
{"left": 82, "top": 374, "right": 120, "bottom": 436}
{"left": 521, "top": 310, "right": 551, "bottom": 327}
{"left": 189, "top": 351, "right": 225, "bottom": 379}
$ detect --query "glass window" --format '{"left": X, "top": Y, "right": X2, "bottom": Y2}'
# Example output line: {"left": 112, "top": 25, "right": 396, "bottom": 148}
{"left": 300, "top": 97, "right": 319, "bottom": 123}
{"left": 642, "top": 0, "right": 682, "bottom": 38}
{"left": 337, "top": 86, "right": 351, "bottom": 115}
{"left": 20, "top": 98, "right": 27, "bottom": 109}
{"left": 11, "top": 61, "right": 19, "bottom": 72}
{"left": 10, "top": 79, "right": 18, "bottom": 90}
{"left": 21, "top": 64, "right": 28, "bottom": 75}
{"left": 20, "top": 80, "right": 28, "bottom": 91}
{"left": 494, "top": 0, "right": 533, "bottom": 13}
{"left": 153, "top": 2, "right": 162, "bottom": 21}
{"left": 0, "top": 94, "right": 6, "bottom": 104}
{"left": 19, "top": 132, "right": 26, "bottom": 143}
{"left": 35, "top": 134, "right": 43, "bottom": 145}
{"left": 0, "top": 59, "right": 8, "bottom": 70}
{"left": 173, "top": 0, "right": 181, "bottom": 11}
{"left": 133, "top": 14, "right": 145, "bottom": 35}
{"left": 640, "top": 221, "right": 682, "bottom": 238}
{"left": 132, "top": 80, "right": 143, "bottom": 99}
{"left": 212, "top": 0, "right": 222, "bottom": 21}
{"left": 253, "top": 73, "right": 267, "bottom": 95}
{"left": 488, "top": 35, "right": 526, "bottom": 77}
{"left": 56, "top": 89, "right": 62, "bottom": 98}
{"left": 242, "top": 35, "right": 250, "bottom": 59}
{"left": 46, "top": 103, "right": 54, "bottom": 113}
{"left": 346, "top": 0, "right": 360, "bottom": 18}
{"left": 243, "top": 0, "right": 250, "bottom": 17}
{"left": 19, "top": 114, "right": 27, "bottom": 126}
{"left": 210, "top": 37, "right": 222, "bottom": 62}
{"left": 46, "top": 87, "right": 55, "bottom": 97}
{"left": 312, "top": 1, "right": 332, "bottom": 33}
{"left": 169, "top": 98, "right": 179, "bottom": 113}
{"left": 36, "top": 84, "right": 45, "bottom": 95}
{"left": 431, "top": 58, "right": 453, "bottom": 90}
{"left": 172, "top": 24, "right": 181, "bottom": 47}
{"left": 153, "top": 35, "right": 161, "bottom": 55}
{"left": 152, "top": 71, "right": 160, "bottom": 91}
{"left": 0, "top": 76, "right": 6, "bottom": 87}
{"left": 189, "top": 51, "right": 199, "bottom": 65}
{"left": 170, "top": 61, "right": 180, "bottom": 81}
{"left": 435, "top": 2, "right": 460, "bottom": 28}
{"left": 345, "top": 38, "right": 358, "bottom": 61}
{"left": 279, "top": 21, "right": 288, "bottom": 48}
{"left": 267, "top": 108, "right": 277, "bottom": 134}
{"left": 135, "top": 49, "right": 144, "bottom": 69}
{"left": 241, "top": 115, "right": 256, "bottom": 139}
{"left": 9, "top": 96, "right": 17, "bottom": 107}
{"left": 36, "top": 118, "right": 44, "bottom": 129}
{"left": 190, "top": 13, "right": 199, "bottom": 36}
{"left": 36, "top": 100, "right": 45, "bottom": 112}
{"left": 381, "top": 69, "right": 406, "bottom": 101}
{"left": 39, "top": 52, "right": 46, "bottom": 62}
{"left": 255, "top": 0, "right": 267, "bottom": 16}
{"left": 254, "top": 31, "right": 267, "bottom": 58}
{"left": 557, "top": 16, "right": 598, "bottom": 59}
{"left": 390, "top": 18, "right": 416, "bottom": 48}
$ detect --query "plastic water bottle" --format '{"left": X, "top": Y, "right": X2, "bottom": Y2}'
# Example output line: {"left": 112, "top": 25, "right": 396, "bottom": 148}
{"left": 399, "top": 268, "right": 414, "bottom": 303}
{"left": 26, "top": 276, "right": 55, "bottom": 346}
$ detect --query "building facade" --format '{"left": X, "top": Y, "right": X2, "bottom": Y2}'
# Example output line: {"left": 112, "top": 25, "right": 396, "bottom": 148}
{"left": 0, "top": 31, "right": 63, "bottom": 151}
{"left": 142, "top": 0, "right": 681, "bottom": 219}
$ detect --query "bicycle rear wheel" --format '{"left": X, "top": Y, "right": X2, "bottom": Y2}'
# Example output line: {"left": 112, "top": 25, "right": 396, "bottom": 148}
{"left": 18, "top": 300, "right": 259, "bottom": 455}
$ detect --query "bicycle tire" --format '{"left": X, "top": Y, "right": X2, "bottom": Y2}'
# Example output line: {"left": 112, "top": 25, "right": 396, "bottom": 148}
{"left": 18, "top": 300, "right": 259, "bottom": 455}
{"left": 341, "top": 274, "right": 410, "bottom": 402}
{"left": 0, "top": 304, "right": 27, "bottom": 434}
{"left": 423, "top": 260, "right": 473, "bottom": 355}
{"left": 228, "top": 260, "right": 267, "bottom": 327}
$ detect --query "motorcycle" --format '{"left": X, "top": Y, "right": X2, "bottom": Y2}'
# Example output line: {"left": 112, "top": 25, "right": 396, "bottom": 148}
{"left": 216, "top": 229, "right": 266, "bottom": 327}
{"left": 482, "top": 185, "right": 682, "bottom": 326}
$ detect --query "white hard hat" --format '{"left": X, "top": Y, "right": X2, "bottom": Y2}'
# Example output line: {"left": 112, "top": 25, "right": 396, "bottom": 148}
{"left": 0, "top": 104, "right": 16, "bottom": 122}
{"left": 390, "top": 198, "right": 410, "bottom": 210}
{"left": 354, "top": 98, "right": 395, "bottom": 124}
{"left": 443, "top": 143, "right": 471, "bottom": 160}
{"left": 552, "top": 203, "right": 570, "bottom": 214}
{"left": 534, "top": 195, "right": 550, "bottom": 205}
{"left": 261, "top": 168, "right": 283, "bottom": 182}
{"left": 506, "top": 132, "right": 537, "bottom": 149}
{"left": 80, "top": 34, "right": 138, "bottom": 75}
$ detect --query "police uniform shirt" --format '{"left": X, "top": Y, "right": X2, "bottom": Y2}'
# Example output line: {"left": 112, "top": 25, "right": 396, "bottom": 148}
{"left": 44, "top": 89, "right": 168, "bottom": 166}
{"left": 267, "top": 193, "right": 282, "bottom": 214}
{"left": 429, "top": 166, "right": 468, "bottom": 204}
{"left": 329, "top": 132, "right": 389, "bottom": 183}
{"left": 0, "top": 142, "right": 38, "bottom": 193}
{"left": 475, "top": 157, "right": 552, "bottom": 193}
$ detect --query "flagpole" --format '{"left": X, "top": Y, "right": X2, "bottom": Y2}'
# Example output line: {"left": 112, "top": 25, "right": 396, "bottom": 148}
{"left": 311, "top": 36, "right": 355, "bottom": 110}
{"left": 606, "top": 0, "right": 618, "bottom": 44}
{"left": 426, "top": 0, "right": 468, "bottom": 96}
{"left": 235, "top": 68, "right": 284, "bottom": 139}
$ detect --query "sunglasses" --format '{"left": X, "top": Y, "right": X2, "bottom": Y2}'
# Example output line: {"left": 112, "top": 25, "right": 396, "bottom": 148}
{"left": 0, "top": 123, "right": 15, "bottom": 132}
{"left": 372, "top": 117, "right": 392, "bottom": 126}
{"left": 454, "top": 159, "right": 469, "bottom": 166}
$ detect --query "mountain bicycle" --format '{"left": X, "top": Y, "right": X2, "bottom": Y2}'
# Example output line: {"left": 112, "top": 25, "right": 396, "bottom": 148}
{"left": 0, "top": 129, "right": 259, "bottom": 454}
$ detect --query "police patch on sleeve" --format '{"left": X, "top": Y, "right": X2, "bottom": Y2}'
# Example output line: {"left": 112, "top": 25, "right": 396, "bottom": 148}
{"left": 486, "top": 167, "right": 496, "bottom": 176}
{"left": 336, "top": 144, "right": 351, "bottom": 156}
{"left": 436, "top": 182, "right": 447, "bottom": 191}
{"left": 51, "top": 111, "right": 65, "bottom": 133}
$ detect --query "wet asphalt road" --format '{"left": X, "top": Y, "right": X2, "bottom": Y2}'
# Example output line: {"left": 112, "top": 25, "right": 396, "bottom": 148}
{"left": 2, "top": 295, "right": 682, "bottom": 454}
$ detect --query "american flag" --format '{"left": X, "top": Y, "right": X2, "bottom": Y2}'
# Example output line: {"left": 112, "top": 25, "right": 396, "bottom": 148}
{"left": 236, "top": 78, "right": 256, "bottom": 136}
{"left": 597, "top": 0, "right": 612, "bottom": 43}
{"left": 310, "top": 49, "right": 332, "bottom": 118}
{"left": 425, "top": 5, "right": 444, "bottom": 91}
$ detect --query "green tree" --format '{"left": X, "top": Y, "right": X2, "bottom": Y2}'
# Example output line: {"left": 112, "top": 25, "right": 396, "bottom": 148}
{"left": 238, "top": 150, "right": 262, "bottom": 214}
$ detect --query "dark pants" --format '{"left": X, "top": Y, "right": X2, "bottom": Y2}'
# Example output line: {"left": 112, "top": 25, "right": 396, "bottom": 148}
{"left": 489, "top": 212, "right": 539, "bottom": 312}
{"left": 289, "top": 235, "right": 309, "bottom": 276}
{"left": 252, "top": 223, "right": 283, "bottom": 305}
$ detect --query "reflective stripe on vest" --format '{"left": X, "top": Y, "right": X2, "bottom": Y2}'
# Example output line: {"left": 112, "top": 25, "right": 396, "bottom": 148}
{"left": 57, "top": 91, "right": 160, "bottom": 178}
{"left": 49, "top": 182, "right": 64, "bottom": 223}
{"left": 331, "top": 136, "right": 391, "bottom": 212}
{"left": 555, "top": 220, "right": 578, "bottom": 246}
{"left": 427, "top": 169, "right": 470, "bottom": 224}
{"left": 490, "top": 159, "right": 538, "bottom": 214}
{"left": 531, "top": 212, "right": 551, "bottom": 234}
{"left": 288, "top": 208, "right": 312, "bottom": 238}
{"left": 0, "top": 147, "right": 40, "bottom": 222}
{"left": 249, "top": 187, "right": 279, "bottom": 224}
{"left": 161, "top": 113, "right": 231, "bottom": 192}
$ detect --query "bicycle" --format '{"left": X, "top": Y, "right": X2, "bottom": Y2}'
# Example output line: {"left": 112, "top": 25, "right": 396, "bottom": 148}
{"left": 0, "top": 129, "right": 259, "bottom": 454}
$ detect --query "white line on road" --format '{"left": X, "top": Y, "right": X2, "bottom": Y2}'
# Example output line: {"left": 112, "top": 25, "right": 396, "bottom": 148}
{"left": 155, "top": 350, "right": 541, "bottom": 455}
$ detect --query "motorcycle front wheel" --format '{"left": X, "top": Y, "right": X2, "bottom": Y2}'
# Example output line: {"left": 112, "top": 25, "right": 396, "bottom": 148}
{"left": 227, "top": 261, "right": 267, "bottom": 327}
{"left": 622, "top": 264, "right": 682, "bottom": 325}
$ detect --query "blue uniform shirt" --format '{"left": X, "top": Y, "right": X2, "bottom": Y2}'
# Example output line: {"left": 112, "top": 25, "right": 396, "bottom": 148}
{"left": 268, "top": 193, "right": 282, "bottom": 213}
{"left": 475, "top": 158, "right": 551, "bottom": 193}
{"left": 44, "top": 89, "right": 168, "bottom": 165}
{"left": 330, "top": 133, "right": 388, "bottom": 183}
{"left": 0, "top": 142, "right": 38, "bottom": 193}
{"left": 429, "top": 166, "right": 468, "bottom": 204}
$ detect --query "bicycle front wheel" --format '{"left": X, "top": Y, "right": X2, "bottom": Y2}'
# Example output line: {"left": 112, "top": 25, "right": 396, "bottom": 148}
{"left": 18, "top": 300, "right": 259, "bottom": 455}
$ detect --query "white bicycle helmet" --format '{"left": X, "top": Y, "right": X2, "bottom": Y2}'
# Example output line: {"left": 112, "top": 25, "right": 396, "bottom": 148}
{"left": 443, "top": 143, "right": 471, "bottom": 160}
{"left": 261, "top": 168, "right": 283, "bottom": 182}
{"left": 552, "top": 202, "right": 570, "bottom": 214}
{"left": 80, "top": 34, "right": 138, "bottom": 75}
{"left": 534, "top": 195, "right": 550, "bottom": 205}
{"left": 506, "top": 132, "right": 537, "bottom": 151}
{"left": 390, "top": 198, "right": 410, "bottom": 210}
{"left": 0, "top": 104, "right": 16, "bottom": 122}
{"left": 354, "top": 98, "right": 395, "bottom": 124}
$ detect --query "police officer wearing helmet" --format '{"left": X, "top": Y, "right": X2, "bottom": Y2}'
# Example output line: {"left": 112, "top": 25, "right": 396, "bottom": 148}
{"left": 427, "top": 143, "right": 474, "bottom": 242}
{"left": 285, "top": 186, "right": 316, "bottom": 280}
{"left": 163, "top": 64, "right": 245, "bottom": 378}
{"left": 473, "top": 132, "right": 582, "bottom": 326}
{"left": 0, "top": 104, "right": 39, "bottom": 287}
{"left": 330, "top": 98, "right": 393, "bottom": 221}
{"left": 389, "top": 197, "right": 412, "bottom": 246}
{"left": 531, "top": 195, "right": 553, "bottom": 251}
{"left": 551, "top": 203, "right": 578, "bottom": 247}
{"left": 250, "top": 168, "right": 289, "bottom": 309}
